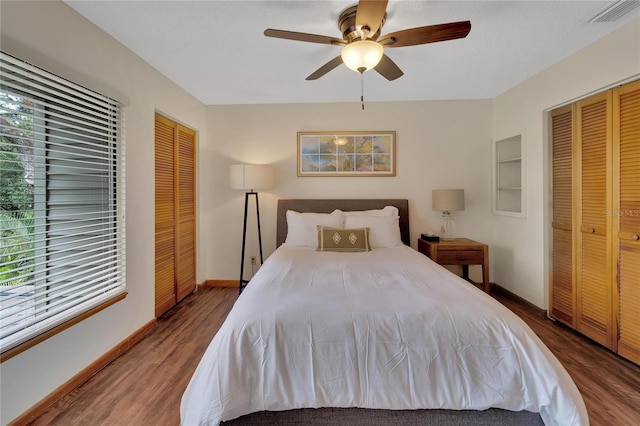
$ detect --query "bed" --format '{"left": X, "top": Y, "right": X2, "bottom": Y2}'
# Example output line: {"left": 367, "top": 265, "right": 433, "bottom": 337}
{"left": 181, "top": 199, "right": 588, "bottom": 426}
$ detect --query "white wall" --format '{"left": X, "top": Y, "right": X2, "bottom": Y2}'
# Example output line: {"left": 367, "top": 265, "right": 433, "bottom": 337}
{"left": 490, "top": 17, "right": 640, "bottom": 307}
{"left": 0, "top": 2, "right": 208, "bottom": 424}
{"left": 202, "top": 101, "right": 493, "bottom": 282}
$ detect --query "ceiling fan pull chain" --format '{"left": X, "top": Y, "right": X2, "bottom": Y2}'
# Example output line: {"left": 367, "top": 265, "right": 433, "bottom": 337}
{"left": 361, "top": 71, "right": 365, "bottom": 110}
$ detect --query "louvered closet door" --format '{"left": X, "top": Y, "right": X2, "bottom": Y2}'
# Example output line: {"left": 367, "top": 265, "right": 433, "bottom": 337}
{"left": 550, "top": 105, "right": 575, "bottom": 326}
{"left": 155, "top": 114, "right": 177, "bottom": 317}
{"left": 614, "top": 80, "right": 640, "bottom": 364}
{"left": 175, "top": 125, "right": 196, "bottom": 302}
{"left": 576, "top": 92, "right": 613, "bottom": 348}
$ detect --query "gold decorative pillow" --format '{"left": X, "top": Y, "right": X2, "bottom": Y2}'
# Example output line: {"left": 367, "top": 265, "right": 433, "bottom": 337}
{"left": 317, "top": 226, "right": 371, "bottom": 252}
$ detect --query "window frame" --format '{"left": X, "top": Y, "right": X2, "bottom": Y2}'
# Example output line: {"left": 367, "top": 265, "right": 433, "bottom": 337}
{"left": 0, "top": 52, "right": 126, "bottom": 362}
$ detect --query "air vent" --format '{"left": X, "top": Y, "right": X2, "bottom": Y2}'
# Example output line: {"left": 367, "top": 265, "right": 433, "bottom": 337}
{"left": 588, "top": 0, "right": 639, "bottom": 23}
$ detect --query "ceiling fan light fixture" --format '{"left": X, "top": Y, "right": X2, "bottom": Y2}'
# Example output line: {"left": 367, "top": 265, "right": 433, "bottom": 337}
{"left": 341, "top": 40, "right": 384, "bottom": 73}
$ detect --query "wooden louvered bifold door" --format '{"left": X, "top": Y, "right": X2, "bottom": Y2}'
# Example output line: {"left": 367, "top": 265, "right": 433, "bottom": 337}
{"left": 576, "top": 92, "right": 613, "bottom": 348}
{"left": 614, "top": 80, "right": 640, "bottom": 364}
{"left": 176, "top": 126, "right": 197, "bottom": 302}
{"left": 154, "top": 114, "right": 196, "bottom": 317}
{"left": 550, "top": 80, "right": 639, "bottom": 365}
{"left": 155, "top": 115, "right": 177, "bottom": 317}
{"left": 550, "top": 105, "right": 575, "bottom": 326}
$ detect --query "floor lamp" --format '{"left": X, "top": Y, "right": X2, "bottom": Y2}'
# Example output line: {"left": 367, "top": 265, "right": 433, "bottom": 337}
{"left": 229, "top": 164, "right": 274, "bottom": 294}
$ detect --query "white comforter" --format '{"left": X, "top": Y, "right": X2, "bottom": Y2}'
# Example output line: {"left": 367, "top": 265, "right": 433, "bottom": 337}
{"left": 181, "top": 245, "right": 588, "bottom": 426}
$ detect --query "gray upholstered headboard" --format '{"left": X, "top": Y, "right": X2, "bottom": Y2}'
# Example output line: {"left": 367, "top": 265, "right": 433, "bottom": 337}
{"left": 277, "top": 199, "right": 410, "bottom": 247}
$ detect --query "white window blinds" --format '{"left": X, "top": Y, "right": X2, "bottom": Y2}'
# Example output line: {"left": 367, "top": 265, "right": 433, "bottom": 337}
{"left": 0, "top": 52, "right": 126, "bottom": 354}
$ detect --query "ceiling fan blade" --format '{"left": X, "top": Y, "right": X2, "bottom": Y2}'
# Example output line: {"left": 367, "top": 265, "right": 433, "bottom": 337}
{"left": 306, "top": 56, "right": 344, "bottom": 80}
{"left": 375, "top": 54, "right": 404, "bottom": 81}
{"left": 379, "top": 21, "right": 471, "bottom": 47}
{"left": 264, "top": 29, "right": 345, "bottom": 46}
{"left": 355, "top": 0, "right": 388, "bottom": 37}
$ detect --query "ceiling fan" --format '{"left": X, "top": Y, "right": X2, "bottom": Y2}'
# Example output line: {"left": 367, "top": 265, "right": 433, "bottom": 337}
{"left": 264, "top": 0, "right": 471, "bottom": 81}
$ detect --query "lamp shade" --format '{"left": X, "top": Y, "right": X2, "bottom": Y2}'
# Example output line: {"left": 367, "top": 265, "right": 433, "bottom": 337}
{"left": 341, "top": 40, "right": 384, "bottom": 73}
{"left": 229, "top": 164, "right": 274, "bottom": 190}
{"left": 432, "top": 189, "right": 465, "bottom": 212}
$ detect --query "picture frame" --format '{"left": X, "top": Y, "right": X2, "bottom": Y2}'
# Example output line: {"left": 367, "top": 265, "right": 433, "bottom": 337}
{"left": 297, "top": 131, "right": 396, "bottom": 177}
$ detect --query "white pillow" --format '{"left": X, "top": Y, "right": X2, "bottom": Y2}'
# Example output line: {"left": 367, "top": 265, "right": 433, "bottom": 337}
{"left": 285, "top": 210, "right": 344, "bottom": 247}
{"left": 340, "top": 205, "right": 398, "bottom": 217}
{"left": 343, "top": 215, "right": 402, "bottom": 248}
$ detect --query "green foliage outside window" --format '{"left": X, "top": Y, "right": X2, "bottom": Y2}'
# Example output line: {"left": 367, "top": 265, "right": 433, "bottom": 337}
{"left": 0, "top": 91, "right": 35, "bottom": 286}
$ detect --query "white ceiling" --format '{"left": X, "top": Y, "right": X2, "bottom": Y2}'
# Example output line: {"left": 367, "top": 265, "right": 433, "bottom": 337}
{"left": 65, "top": 1, "right": 639, "bottom": 105}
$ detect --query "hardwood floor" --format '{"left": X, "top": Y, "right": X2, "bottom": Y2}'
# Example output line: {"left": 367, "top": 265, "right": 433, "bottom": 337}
{"left": 495, "top": 289, "right": 640, "bottom": 426}
{"left": 30, "top": 287, "right": 236, "bottom": 426}
{"left": 30, "top": 286, "right": 640, "bottom": 426}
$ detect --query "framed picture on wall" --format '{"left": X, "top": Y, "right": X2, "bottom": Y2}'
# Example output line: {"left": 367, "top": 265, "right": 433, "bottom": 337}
{"left": 297, "top": 131, "right": 396, "bottom": 177}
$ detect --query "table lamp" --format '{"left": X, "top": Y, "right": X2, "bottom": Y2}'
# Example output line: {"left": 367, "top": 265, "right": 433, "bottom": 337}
{"left": 432, "top": 189, "right": 465, "bottom": 240}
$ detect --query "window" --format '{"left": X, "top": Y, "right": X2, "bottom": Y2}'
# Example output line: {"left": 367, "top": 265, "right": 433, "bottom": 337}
{"left": 0, "top": 52, "right": 125, "bottom": 357}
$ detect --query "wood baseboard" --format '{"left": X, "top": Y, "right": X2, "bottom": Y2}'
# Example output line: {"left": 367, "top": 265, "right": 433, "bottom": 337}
{"left": 490, "top": 282, "right": 547, "bottom": 317}
{"left": 9, "top": 319, "right": 156, "bottom": 426}
{"left": 200, "top": 279, "right": 239, "bottom": 288}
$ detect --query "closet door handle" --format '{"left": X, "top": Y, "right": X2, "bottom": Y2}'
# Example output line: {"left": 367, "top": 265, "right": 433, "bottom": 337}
{"left": 632, "top": 234, "right": 640, "bottom": 241}
{"left": 588, "top": 227, "right": 595, "bottom": 234}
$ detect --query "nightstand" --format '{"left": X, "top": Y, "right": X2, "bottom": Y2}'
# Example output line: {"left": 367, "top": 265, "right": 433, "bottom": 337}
{"left": 418, "top": 238, "right": 490, "bottom": 293}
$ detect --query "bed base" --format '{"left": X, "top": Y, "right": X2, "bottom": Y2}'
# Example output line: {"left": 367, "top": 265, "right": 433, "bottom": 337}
{"left": 222, "top": 407, "right": 544, "bottom": 425}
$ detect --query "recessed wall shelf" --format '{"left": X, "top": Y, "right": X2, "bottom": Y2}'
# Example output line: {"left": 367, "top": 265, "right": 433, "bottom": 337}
{"left": 493, "top": 134, "right": 525, "bottom": 217}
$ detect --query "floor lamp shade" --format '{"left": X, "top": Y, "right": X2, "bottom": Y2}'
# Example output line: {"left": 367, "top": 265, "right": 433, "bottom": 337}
{"left": 432, "top": 189, "right": 465, "bottom": 240}
{"left": 229, "top": 164, "right": 274, "bottom": 191}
